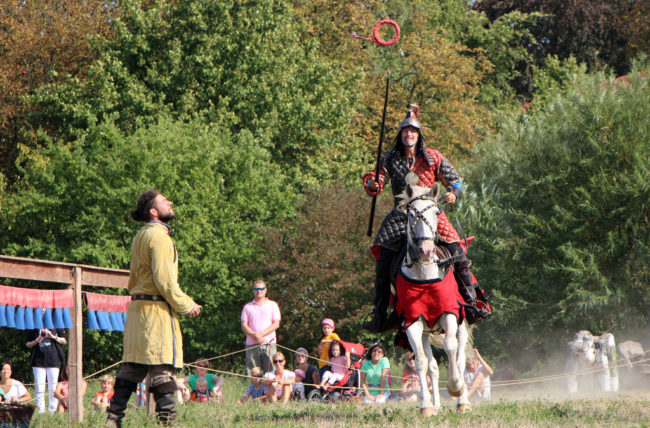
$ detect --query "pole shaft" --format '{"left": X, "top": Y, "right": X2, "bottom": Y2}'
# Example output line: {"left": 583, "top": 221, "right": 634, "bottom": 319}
{"left": 367, "top": 71, "right": 391, "bottom": 237}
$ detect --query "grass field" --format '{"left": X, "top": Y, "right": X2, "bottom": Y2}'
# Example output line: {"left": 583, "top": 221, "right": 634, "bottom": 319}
{"left": 24, "top": 379, "right": 650, "bottom": 428}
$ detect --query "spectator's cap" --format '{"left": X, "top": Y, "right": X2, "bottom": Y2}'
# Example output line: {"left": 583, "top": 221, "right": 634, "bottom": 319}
{"left": 321, "top": 318, "right": 335, "bottom": 328}
{"left": 296, "top": 347, "right": 309, "bottom": 356}
{"left": 294, "top": 368, "right": 305, "bottom": 378}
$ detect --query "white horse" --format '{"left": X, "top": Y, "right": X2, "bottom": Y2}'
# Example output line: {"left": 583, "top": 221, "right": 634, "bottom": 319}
{"left": 566, "top": 330, "right": 619, "bottom": 393}
{"left": 395, "top": 183, "right": 471, "bottom": 416}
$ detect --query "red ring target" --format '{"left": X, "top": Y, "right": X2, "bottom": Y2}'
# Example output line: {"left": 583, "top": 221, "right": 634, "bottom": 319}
{"left": 372, "top": 19, "right": 400, "bottom": 46}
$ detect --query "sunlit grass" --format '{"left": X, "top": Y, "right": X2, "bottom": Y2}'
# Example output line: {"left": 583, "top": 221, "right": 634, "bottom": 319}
{"left": 25, "top": 379, "right": 650, "bottom": 428}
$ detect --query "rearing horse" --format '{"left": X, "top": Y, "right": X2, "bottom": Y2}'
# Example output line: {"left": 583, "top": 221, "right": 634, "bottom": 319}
{"left": 395, "top": 183, "right": 471, "bottom": 416}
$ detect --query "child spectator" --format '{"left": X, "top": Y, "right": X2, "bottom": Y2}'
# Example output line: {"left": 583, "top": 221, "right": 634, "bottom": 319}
{"left": 317, "top": 318, "right": 340, "bottom": 370}
{"left": 400, "top": 351, "right": 431, "bottom": 401}
{"left": 318, "top": 340, "right": 350, "bottom": 389}
{"left": 237, "top": 367, "right": 267, "bottom": 403}
{"left": 55, "top": 364, "right": 87, "bottom": 413}
{"left": 90, "top": 374, "right": 114, "bottom": 411}
{"left": 190, "top": 378, "right": 212, "bottom": 403}
{"left": 182, "top": 358, "right": 224, "bottom": 402}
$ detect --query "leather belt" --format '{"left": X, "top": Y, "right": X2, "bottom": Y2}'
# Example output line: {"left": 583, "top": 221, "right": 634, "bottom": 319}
{"left": 131, "top": 294, "right": 165, "bottom": 302}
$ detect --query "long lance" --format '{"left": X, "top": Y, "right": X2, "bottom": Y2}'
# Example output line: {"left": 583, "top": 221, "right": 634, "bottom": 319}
{"left": 367, "top": 71, "right": 391, "bottom": 237}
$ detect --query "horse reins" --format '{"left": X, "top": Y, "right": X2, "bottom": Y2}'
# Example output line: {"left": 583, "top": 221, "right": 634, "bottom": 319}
{"left": 404, "top": 195, "right": 439, "bottom": 268}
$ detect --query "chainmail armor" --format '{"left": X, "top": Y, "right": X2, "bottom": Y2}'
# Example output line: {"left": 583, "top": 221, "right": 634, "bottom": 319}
{"left": 364, "top": 147, "right": 462, "bottom": 247}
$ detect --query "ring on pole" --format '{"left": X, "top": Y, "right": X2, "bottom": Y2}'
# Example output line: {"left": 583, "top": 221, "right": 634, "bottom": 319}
{"left": 352, "top": 19, "right": 400, "bottom": 46}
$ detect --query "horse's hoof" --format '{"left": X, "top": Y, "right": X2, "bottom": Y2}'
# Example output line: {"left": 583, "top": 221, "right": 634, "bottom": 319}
{"left": 420, "top": 407, "right": 437, "bottom": 417}
{"left": 457, "top": 403, "right": 472, "bottom": 413}
{"left": 447, "top": 382, "right": 466, "bottom": 398}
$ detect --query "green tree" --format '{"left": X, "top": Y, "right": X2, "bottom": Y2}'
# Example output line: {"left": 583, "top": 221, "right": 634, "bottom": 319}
{"left": 462, "top": 63, "right": 650, "bottom": 365}
{"left": 250, "top": 183, "right": 391, "bottom": 352}
{"left": 25, "top": 0, "right": 359, "bottom": 184}
{"left": 472, "top": 0, "right": 648, "bottom": 76}
{"left": 0, "top": 0, "right": 116, "bottom": 181}
{"left": 0, "top": 116, "right": 295, "bottom": 371}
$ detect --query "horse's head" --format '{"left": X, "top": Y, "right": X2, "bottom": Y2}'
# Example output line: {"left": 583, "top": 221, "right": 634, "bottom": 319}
{"left": 398, "top": 184, "right": 442, "bottom": 265}
{"left": 568, "top": 330, "right": 597, "bottom": 364}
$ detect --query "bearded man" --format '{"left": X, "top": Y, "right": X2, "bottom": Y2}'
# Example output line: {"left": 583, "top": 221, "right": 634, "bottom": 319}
{"left": 106, "top": 189, "right": 201, "bottom": 427}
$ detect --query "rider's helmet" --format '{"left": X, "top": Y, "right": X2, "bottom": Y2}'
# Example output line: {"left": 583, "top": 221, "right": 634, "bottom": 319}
{"left": 393, "top": 103, "right": 427, "bottom": 153}
{"left": 398, "top": 103, "right": 421, "bottom": 131}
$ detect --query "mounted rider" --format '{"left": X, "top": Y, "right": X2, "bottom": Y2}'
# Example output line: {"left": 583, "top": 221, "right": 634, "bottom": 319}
{"left": 362, "top": 103, "right": 489, "bottom": 332}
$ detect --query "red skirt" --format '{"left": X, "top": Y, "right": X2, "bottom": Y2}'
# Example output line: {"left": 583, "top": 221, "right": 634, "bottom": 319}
{"left": 395, "top": 270, "right": 464, "bottom": 328}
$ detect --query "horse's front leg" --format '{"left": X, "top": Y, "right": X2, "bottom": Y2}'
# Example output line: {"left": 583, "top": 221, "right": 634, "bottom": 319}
{"left": 455, "top": 320, "right": 471, "bottom": 411}
{"left": 421, "top": 328, "right": 441, "bottom": 409}
{"left": 406, "top": 318, "right": 437, "bottom": 416}
{"left": 439, "top": 314, "right": 464, "bottom": 397}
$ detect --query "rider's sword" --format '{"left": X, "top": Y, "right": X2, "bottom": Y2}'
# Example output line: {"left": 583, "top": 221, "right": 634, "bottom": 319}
{"left": 367, "top": 71, "right": 391, "bottom": 237}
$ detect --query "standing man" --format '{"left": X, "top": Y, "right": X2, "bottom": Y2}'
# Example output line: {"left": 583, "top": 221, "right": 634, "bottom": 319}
{"left": 241, "top": 280, "right": 281, "bottom": 375}
{"left": 105, "top": 190, "right": 201, "bottom": 427}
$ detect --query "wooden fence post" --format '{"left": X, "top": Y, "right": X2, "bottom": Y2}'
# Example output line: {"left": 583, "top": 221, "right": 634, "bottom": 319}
{"left": 68, "top": 266, "right": 84, "bottom": 423}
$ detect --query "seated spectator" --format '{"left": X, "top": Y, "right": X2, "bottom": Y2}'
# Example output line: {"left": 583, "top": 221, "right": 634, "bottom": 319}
{"left": 190, "top": 378, "right": 212, "bottom": 403}
{"left": 318, "top": 340, "right": 350, "bottom": 389}
{"left": 90, "top": 374, "right": 115, "bottom": 411}
{"left": 464, "top": 348, "right": 493, "bottom": 401}
{"left": 264, "top": 351, "right": 295, "bottom": 403}
{"left": 360, "top": 344, "right": 390, "bottom": 404}
{"left": 238, "top": 367, "right": 267, "bottom": 403}
{"left": 0, "top": 361, "right": 31, "bottom": 403}
{"left": 293, "top": 348, "right": 320, "bottom": 400}
{"left": 400, "top": 351, "right": 432, "bottom": 401}
{"left": 54, "top": 364, "right": 87, "bottom": 413}
{"left": 182, "top": 358, "right": 224, "bottom": 402}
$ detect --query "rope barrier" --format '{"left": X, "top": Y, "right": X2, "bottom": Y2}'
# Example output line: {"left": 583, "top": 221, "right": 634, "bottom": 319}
{"left": 9, "top": 344, "right": 650, "bottom": 402}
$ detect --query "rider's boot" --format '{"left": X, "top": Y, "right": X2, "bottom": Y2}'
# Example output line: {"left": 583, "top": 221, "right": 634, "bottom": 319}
{"left": 456, "top": 268, "right": 477, "bottom": 304}
{"left": 456, "top": 268, "right": 491, "bottom": 323}
{"left": 362, "top": 250, "right": 394, "bottom": 333}
{"left": 105, "top": 378, "right": 138, "bottom": 428}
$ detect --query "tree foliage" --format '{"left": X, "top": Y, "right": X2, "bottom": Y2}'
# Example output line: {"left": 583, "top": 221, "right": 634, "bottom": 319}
{"left": 462, "top": 64, "right": 650, "bottom": 365}
{"left": 0, "top": 0, "right": 116, "bottom": 180}
{"left": 250, "top": 184, "right": 391, "bottom": 353}
{"left": 472, "top": 0, "right": 649, "bottom": 76}
{"left": 25, "top": 0, "right": 359, "bottom": 184}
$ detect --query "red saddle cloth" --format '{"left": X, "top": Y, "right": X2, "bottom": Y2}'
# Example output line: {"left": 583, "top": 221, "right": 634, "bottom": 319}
{"left": 395, "top": 269, "right": 465, "bottom": 328}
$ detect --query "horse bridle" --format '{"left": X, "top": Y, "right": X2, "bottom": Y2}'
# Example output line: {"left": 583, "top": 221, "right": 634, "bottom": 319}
{"left": 404, "top": 194, "right": 440, "bottom": 267}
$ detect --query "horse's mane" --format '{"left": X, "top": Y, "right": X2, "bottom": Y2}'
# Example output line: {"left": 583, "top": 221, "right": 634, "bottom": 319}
{"left": 397, "top": 185, "right": 435, "bottom": 211}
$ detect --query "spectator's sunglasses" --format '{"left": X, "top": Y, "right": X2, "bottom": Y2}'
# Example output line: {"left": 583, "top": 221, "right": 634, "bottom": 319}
{"left": 253, "top": 287, "right": 265, "bottom": 292}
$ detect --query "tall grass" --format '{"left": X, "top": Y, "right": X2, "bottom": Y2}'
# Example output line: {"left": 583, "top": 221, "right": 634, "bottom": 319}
{"left": 25, "top": 378, "right": 650, "bottom": 428}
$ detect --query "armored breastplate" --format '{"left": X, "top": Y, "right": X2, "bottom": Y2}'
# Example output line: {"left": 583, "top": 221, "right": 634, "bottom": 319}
{"left": 384, "top": 152, "right": 412, "bottom": 205}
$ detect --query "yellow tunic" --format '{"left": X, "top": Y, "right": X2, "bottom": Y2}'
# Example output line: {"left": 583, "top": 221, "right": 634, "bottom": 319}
{"left": 319, "top": 332, "right": 341, "bottom": 368}
{"left": 122, "top": 222, "right": 195, "bottom": 368}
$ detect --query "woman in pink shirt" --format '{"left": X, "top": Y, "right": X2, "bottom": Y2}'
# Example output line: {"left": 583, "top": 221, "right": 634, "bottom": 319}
{"left": 318, "top": 340, "right": 350, "bottom": 388}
